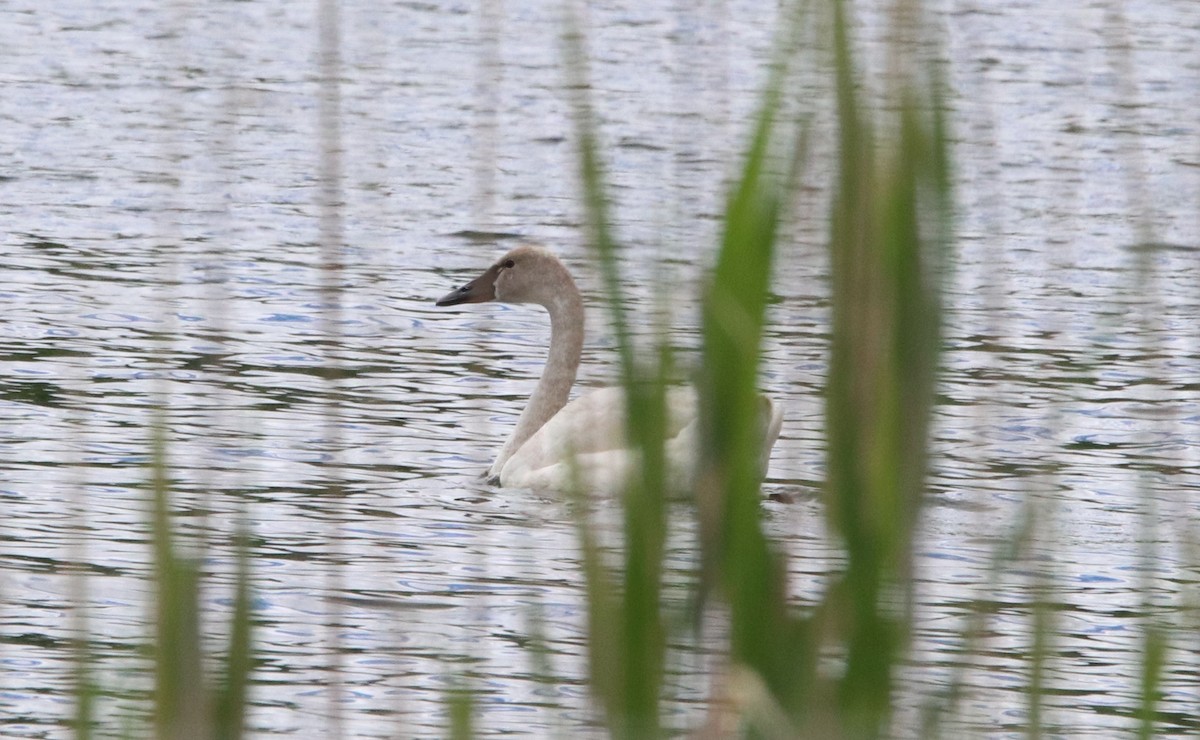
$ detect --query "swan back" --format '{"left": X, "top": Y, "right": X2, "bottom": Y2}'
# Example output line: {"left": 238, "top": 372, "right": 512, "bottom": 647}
{"left": 499, "top": 386, "right": 699, "bottom": 493}
{"left": 498, "top": 386, "right": 782, "bottom": 493}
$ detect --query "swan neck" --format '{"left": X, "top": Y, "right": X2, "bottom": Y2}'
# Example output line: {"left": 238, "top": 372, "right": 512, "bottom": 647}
{"left": 489, "top": 284, "right": 584, "bottom": 479}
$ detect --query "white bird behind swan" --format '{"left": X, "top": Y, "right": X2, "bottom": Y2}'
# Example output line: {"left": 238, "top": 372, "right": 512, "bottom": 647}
{"left": 436, "top": 245, "right": 783, "bottom": 492}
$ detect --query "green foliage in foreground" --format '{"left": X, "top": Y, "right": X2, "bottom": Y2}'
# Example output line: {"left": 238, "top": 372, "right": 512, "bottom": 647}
{"left": 565, "top": 7, "right": 671, "bottom": 737}
{"left": 565, "top": 0, "right": 953, "bottom": 737}
{"left": 148, "top": 424, "right": 254, "bottom": 740}
{"left": 822, "top": 0, "right": 951, "bottom": 734}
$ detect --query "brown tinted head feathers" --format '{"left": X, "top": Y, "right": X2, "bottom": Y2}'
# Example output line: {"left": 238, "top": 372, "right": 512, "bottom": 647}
{"left": 435, "top": 246, "right": 573, "bottom": 309}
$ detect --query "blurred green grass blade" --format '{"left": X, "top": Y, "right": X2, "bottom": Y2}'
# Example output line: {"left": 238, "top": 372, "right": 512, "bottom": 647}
{"left": 618, "top": 349, "right": 670, "bottom": 737}
{"left": 563, "top": 6, "right": 669, "bottom": 737}
{"left": 824, "top": 0, "right": 952, "bottom": 734}
{"left": 562, "top": 6, "right": 633, "bottom": 387}
{"left": 571, "top": 443, "right": 666, "bottom": 739}
{"left": 447, "top": 680, "right": 475, "bottom": 740}
{"left": 574, "top": 487, "right": 620, "bottom": 722}
{"left": 1027, "top": 572, "right": 1051, "bottom": 739}
{"left": 150, "top": 419, "right": 256, "bottom": 740}
{"left": 150, "top": 421, "right": 210, "bottom": 739}
{"left": 1137, "top": 624, "right": 1166, "bottom": 739}
{"left": 70, "top": 617, "right": 96, "bottom": 740}
{"left": 214, "top": 520, "right": 254, "bottom": 740}
{"left": 694, "top": 0, "right": 820, "bottom": 725}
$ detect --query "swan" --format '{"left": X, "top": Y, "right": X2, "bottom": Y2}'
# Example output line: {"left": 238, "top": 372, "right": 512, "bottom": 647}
{"left": 436, "top": 245, "right": 783, "bottom": 492}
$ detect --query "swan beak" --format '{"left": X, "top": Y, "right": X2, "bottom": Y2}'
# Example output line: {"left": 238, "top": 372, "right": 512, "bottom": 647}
{"left": 436, "top": 265, "right": 499, "bottom": 307}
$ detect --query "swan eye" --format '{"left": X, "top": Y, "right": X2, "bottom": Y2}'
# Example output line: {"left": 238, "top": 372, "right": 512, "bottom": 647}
{"left": 503, "top": 259, "right": 515, "bottom": 269}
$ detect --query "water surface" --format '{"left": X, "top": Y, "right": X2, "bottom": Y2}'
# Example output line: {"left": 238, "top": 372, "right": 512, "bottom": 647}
{"left": 2, "top": 0, "right": 1199, "bottom": 737}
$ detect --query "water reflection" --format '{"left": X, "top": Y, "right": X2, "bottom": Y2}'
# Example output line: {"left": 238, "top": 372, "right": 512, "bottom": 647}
{"left": 2, "top": 0, "right": 1199, "bottom": 737}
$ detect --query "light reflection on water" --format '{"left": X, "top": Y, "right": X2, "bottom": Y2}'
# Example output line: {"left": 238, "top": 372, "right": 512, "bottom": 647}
{"left": 1, "top": 0, "right": 1199, "bottom": 737}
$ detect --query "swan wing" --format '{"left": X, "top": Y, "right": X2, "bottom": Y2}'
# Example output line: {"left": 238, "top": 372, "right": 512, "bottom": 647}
{"left": 497, "top": 386, "right": 782, "bottom": 492}
{"left": 499, "top": 386, "right": 698, "bottom": 492}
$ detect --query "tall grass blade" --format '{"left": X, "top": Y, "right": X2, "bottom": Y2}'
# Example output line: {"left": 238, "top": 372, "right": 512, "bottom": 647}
{"left": 69, "top": 607, "right": 96, "bottom": 740}
{"left": 150, "top": 422, "right": 210, "bottom": 740}
{"left": 563, "top": 5, "right": 669, "bottom": 737}
{"left": 1026, "top": 546, "right": 1051, "bottom": 740}
{"left": 447, "top": 681, "right": 476, "bottom": 740}
{"left": 68, "top": 494, "right": 97, "bottom": 740}
{"left": 148, "top": 420, "right": 254, "bottom": 740}
{"left": 692, "top": 3, "right": 817, "bottom": 732}
{"left": 1137, "top": 624, "right": 1166, "bottom": 739}
{"left": 213, "top": 520, "right": 254, "bottom": 740}
{"left": 824, "top": 0, "right": 951, "bottom": 735}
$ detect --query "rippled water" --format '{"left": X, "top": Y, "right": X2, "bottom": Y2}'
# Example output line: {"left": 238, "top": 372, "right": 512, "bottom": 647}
{"left": 2, "top": 0, "right": 1199, "bottom": 737}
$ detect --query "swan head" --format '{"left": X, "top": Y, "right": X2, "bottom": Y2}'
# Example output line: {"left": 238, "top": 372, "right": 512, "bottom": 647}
{"left": 436, "top": 245, "right": 574, "bottom": 309}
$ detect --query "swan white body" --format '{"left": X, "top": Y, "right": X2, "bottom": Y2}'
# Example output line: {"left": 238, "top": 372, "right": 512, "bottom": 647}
{"left": 497, "top": 385, "right": 701, "bottom": 492}
{"left": 436, "top": 246, "right": 782, "bottom": 492}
